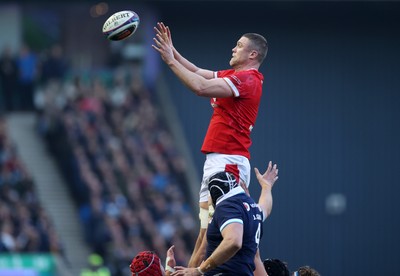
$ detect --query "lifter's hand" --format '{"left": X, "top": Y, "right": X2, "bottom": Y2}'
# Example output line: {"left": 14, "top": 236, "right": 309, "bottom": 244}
{"left": 154, "top": 22, "right": 174, "bottom": 48}
{"left": 254, "top": 161, "right": 279, "bottom": 190}
{"left": 152, "top": 22, "right": 174, "bottom": 64}
{"left": 166, "top": 245, "right": 176, "bottom": 269}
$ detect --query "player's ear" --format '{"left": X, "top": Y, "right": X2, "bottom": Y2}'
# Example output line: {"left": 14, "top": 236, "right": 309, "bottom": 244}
{"left": 249, "top": 50, "right": 258, "bottom": 60}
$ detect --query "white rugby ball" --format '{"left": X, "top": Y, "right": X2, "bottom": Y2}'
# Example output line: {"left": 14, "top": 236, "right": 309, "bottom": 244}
{"left": 102, "top": 10, "right": 140, "bottom": 41}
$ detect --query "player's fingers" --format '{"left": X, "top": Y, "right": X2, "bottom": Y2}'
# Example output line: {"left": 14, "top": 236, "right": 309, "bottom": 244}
{"left": 151, "top": 44, "right": 160, "bottom": 52}
{"left": 166, "top": 26, "right": 171, "bottom": 38}
{"left": 156, "top": 33, "right": 165, "bottom": 43}
{"left": 167, "top": 244, "right": 175, "bottom": 253}
{"left": 156, "top": 22, "right": 167, "bottom": 33}
{"left": 154, "top": 26, "right": 162, "bottom": 36}
{"left": 266, "top": 161, "right": 272, "bottom": 173}
{"left": 159, "top": 22, "right": 166, "bottom": 30}
{"left": 152, "top": 38, "right": 162, "bottom": 48}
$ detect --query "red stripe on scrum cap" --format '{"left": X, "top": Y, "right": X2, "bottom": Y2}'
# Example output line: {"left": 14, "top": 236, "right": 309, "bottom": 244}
{"left": 225, "top": 164, "right": 239, "bottom": 184}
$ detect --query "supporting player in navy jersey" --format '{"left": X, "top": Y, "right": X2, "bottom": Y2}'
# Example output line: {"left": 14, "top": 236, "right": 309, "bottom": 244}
{"left": 152, "top": 22, "right": 269, "bottom": 274}
{"left": 169, "top": 161, "right": 278, "bottom": 275}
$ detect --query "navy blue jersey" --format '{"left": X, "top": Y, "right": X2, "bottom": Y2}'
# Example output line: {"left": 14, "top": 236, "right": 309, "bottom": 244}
{"left": 205, "top": 189, "right": 264, "bottom": 276}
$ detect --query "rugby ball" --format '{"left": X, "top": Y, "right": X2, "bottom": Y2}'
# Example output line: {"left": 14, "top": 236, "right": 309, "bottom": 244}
{"left": 102, "top": 10, "right": 140, "bottom": 41}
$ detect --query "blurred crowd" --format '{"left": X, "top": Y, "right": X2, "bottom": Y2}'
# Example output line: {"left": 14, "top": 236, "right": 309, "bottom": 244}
{"left": 36, "top": 63, "right": 197, "bottom": 274}
{"left": 0, "top": 43, "right": 67, "bottom": 113}
{"left": 0, "top": 115, "right": 64, "bottom": 255}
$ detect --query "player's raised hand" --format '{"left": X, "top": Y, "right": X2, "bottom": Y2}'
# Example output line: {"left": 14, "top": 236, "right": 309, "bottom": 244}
{"left": 166, "top": 245, "right": 176, "bottom": 271}
{"left": 152, "top": 22, "right": 174, "bottom": 64}
{"left": 154, "top": 22, "right": 174, "bottom": 48}
{"left": 254, "top": 161, "right": 279, "bottom": 189}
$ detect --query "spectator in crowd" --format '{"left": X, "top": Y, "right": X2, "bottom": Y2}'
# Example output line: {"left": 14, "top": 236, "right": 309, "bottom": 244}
{"left": 0, "top": 45, "right": 18, "bottom": 112}
{"left": 17, "top": 44, "right": 39, "bottom": 111}
{"left": 40, "top": 44, "right": 68, "bottom": 85}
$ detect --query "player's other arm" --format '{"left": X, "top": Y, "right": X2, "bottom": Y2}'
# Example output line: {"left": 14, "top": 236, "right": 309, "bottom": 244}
{"left": 255, "top": 161, "right": 279, "bottom": 219}
{"left": 155, "top": 22, "right": 214, "bottom": 79}
{"left": 173, "top": 48, "right": 214, "bottom": 79}
{"left": 172, "top": 222, "right": 243, "bottom": 275}
{"left": 198, "top": 222, "right": 243, "bottom": 273}
{"left": 168, "top": 60, "right": 233, "bottom": 98}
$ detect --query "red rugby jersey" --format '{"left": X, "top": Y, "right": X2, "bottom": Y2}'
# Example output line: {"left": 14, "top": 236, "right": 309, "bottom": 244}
{"left": 201, "top": 68, "right": 264, "bottom": 159}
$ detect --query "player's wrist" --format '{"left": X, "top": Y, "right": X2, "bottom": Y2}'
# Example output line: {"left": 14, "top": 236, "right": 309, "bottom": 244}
{"left": 262, "top": 182, "right": 273, "bottom": 190}
{"left": 199, "top": 256, "right": 217, "bottom": 274}
{"left": 165, "top": 265, "right": 175, "bottom": 273}
{"left": 165, "top": 256, "right": 175, "bottom": 273}
{"left": 196, "top": 266, "right": 205, "bottom": 275}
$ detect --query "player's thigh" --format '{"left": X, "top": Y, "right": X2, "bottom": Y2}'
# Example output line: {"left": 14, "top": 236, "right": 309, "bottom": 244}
{"left": 199, "top": 153, "right": 251, "bottom": 202}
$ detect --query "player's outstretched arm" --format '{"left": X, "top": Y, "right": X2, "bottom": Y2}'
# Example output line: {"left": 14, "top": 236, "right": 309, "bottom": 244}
{"left": 152, "top": 29, "right": 233, "bottom": 98}
{"left": 154, "top": 22, "right": 214, "bottom": 79}
{"left": 255, "top": 161, "right": 279, "bottom": 219}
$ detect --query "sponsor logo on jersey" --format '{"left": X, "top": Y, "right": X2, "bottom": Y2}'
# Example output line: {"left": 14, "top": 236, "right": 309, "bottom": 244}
{"left": 243, "top": 202, "right": 250, "bottom": 211}
{"left": 250, "top": 203, "right": 258, "bottom": 208}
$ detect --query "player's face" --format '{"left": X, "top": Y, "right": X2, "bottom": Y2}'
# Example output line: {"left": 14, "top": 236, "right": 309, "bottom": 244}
{"left": 230, "top": 36, "right": 252, "bottom": 68}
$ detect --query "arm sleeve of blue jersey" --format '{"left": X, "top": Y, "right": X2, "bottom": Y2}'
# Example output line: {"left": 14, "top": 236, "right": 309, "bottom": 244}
{"left": 215, "top": 202, "right": 244, "bottom": 232}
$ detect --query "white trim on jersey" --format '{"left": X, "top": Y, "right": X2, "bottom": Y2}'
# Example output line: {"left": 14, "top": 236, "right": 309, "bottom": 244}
{"left": 223, "top": 77, "right": 240, "bottom": 97}
{"left": 220, "top": 218, "right": 243, "bottom": 232}
{"left": 216, "top": 186, "right": 245, "bottom": 206}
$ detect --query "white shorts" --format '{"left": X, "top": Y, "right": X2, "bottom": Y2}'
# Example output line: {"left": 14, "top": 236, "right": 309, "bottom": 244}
{"left": 199, "top": 153, "right": 251, "bottom": 203}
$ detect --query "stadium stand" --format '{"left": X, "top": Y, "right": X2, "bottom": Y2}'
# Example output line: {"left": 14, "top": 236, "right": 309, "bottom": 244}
{"left": 0, "top": 115, "right": 63, "bottom": 254}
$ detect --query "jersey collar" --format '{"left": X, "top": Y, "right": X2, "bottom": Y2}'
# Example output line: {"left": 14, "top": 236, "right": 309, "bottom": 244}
{"left": 216, "top": 186, "right": 245, "bottom": 206}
